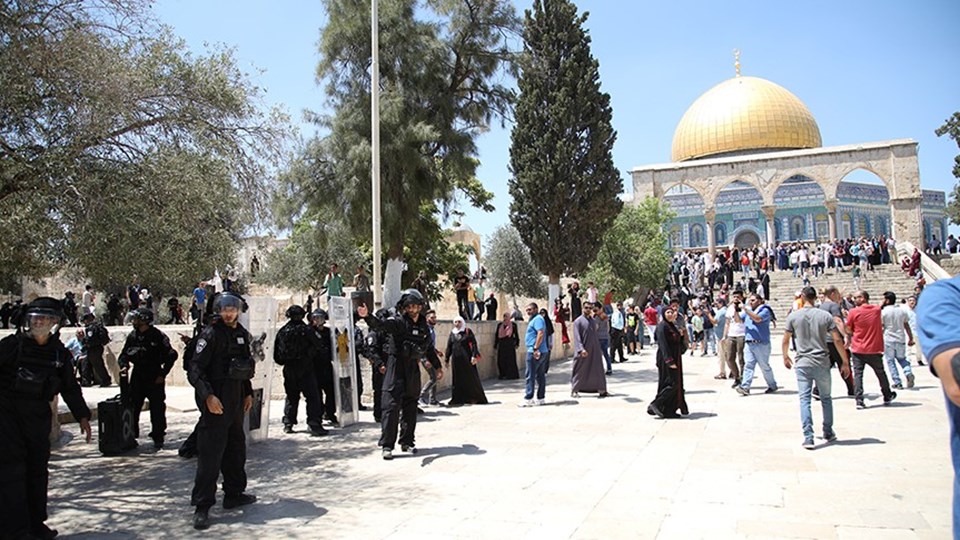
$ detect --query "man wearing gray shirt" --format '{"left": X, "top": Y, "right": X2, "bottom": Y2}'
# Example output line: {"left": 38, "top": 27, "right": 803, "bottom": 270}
{"left": 784, "top": 286, "right": 850, "bottom": 450}
{"left": 813, "top": 286, "right": 855, "bottom": 398}
{"left": 881, "top": 291, "right": 915, "bottom": 389}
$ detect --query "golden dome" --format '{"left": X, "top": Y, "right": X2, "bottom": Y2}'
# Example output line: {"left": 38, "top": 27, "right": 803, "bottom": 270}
{"left": 671, "top": 76, "right": 822, "bottom": 162}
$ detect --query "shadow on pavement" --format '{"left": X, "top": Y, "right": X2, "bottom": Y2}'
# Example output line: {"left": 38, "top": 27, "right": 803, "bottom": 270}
{"left": 419, "top": 443, "right": 485, "bottom": 466}
{"left": 215, "top": 497, "right": 327, "bottom": 525}
{"left": 881, "top": 401, "right": 922, "bottom": 408}
{"left": 685, "top": 389, "right": 716, "bottom": 395}
{"left": 542, "top": 399, "right": 579, "bottom": 407}
{"left": 682, "top": 412, "right": 718, "bottom": 420}
{"left": 828, "top": 437, "right": 885, "bottom": 447}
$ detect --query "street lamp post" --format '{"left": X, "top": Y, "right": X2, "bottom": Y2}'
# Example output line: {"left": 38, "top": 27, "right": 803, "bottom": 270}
{"left": 371, "top": 0, "right": 382, "bottom": 308}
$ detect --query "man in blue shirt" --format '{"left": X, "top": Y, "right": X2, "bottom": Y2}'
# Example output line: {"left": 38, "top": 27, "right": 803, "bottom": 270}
{"left": 519, "top": 302, "right": 549, "bottom": 407}
{"left": 916, "top": 275, "right": 960, "bottom": 537}
{"left": 193, "top": 282, "right": 206, "bottom": 315}
{"left": 736, "top": 292, "right": 778, "bottom": 395}
{"left": 713, "top": 299, "right": 729, "bottom": 379}
{"left": 609, "top": 301, "right": 626, "bottom": 363}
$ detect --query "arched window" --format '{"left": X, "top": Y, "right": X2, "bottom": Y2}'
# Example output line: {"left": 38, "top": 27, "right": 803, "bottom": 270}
{"left": 670, "top": 227, "right": 682, "bottom": 248}
{"left": 690, "top": 224, "right": 704, "bottom": 246}
{"left": 790, "top": 216, "right": 805, "bottom": 241}
{"left": 715, "top": 223, "right": 727, "bottom": 245}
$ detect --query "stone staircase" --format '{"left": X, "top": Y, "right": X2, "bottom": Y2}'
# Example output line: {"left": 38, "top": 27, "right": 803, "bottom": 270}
{"left": 762, "top": 264, "right": 918, "bottom": 323}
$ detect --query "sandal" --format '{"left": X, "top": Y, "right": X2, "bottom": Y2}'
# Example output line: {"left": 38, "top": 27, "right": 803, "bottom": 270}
{"left": 714, "top": 374, "right": 727, "bottom": 380}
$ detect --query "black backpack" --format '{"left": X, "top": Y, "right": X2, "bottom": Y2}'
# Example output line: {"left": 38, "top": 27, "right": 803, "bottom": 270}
{"left": 274, "top": 322, "right": 306, "bottom": 365}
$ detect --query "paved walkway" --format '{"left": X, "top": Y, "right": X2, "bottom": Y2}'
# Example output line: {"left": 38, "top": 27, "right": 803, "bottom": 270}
{"left": 49, "top": 341, "right": 951, "bottom": 539}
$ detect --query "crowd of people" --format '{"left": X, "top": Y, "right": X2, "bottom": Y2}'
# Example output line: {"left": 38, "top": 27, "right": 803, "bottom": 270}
{"left": 4, "top": 238, "right": 960, "bottom": 536}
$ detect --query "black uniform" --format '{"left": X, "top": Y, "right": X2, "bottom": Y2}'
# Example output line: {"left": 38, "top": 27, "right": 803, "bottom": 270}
{"left": 118, "top": 325, "right": 177, "bottom": 445}
{"left": 308, "top": 324, "right": 337, "bottom": 424}
{"left": 0, "top": 333, "right": 90, "bottom": 539}
{"left": 276, "top": 320, "right": 324, "bottom": 432}
{"left": 62, "top": 295, "right": 78, "bottom": 327}
{"left": 365, "top": 310, "right": 440, "bottom": 450}
{"left": 80, "top": 320, "right": 111, "bottom": 387}
{"left": 188, "top": 320, "right": 254, "bottom": 508}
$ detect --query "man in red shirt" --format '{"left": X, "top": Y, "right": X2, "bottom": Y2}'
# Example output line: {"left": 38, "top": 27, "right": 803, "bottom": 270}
{"left": 846, "top": 290, "right": 896, "bottom": 409}
{"left": 643, "top": 303, "right": 659, "bottom": 348}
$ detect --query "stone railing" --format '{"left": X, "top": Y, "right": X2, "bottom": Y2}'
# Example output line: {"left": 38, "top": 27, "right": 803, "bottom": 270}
{"left": 896, "top": 241, "right": 952, "bottom": 284}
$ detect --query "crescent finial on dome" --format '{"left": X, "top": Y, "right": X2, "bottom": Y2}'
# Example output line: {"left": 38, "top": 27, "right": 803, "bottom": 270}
{"left": 734, "top": 49, "right": 741, "bottom": 77}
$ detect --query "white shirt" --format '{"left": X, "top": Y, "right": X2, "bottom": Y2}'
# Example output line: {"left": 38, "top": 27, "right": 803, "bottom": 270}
{"left": 726, "top": 308, "right": 747, "bottom": 337}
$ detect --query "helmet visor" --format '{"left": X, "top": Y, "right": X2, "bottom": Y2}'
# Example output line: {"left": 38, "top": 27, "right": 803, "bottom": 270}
{"left": 24, "top": 312, "right": 61, "bottom": 338}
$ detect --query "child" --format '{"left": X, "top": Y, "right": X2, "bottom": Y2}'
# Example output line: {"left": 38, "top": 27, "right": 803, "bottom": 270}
{"left": 852, "top": 264, "right": 861, "bottom": 290}
{"left": 691, "top": 310, "right": 704, "bottom": 346}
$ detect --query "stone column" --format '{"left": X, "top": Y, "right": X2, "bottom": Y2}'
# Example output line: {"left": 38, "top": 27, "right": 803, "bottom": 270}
{"left": 760, "top": 205, "right": 777, "bottom": 248}
{"left": 890, "top": 197, "right": 923, "bottom": 246}
{"left": 824, "top": 199, "right": 838, "bottom": 240}
{"left": 705, "top": 207, "right": 717, "bottom": 257}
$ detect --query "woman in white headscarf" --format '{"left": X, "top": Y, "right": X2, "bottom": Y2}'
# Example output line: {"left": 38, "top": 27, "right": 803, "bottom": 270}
{"left": 445, "top": 317, "right": 488, "bottom": 405}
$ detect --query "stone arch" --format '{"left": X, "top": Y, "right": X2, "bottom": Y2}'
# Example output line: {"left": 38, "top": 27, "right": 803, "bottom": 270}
{"left": 837, "top": 165, "right": 892, "bottom": 195}
{"left": 661, "top": 181, "right": 709, "bottom": 204}
{"left": 711, "top": 176, "right": 763, "bottom": 202}
{"left": 766, "top": 170, "right": 830, "bottom": 204}
{"left": 715, "top": 180, "right": 764, "bottom": 211}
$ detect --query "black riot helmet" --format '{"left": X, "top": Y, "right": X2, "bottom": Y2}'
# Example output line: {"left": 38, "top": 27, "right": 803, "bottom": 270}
{"left": 310, "top": 308, "right": 328, "bottom": 325}
{"left": 213, "top": 292, "right": 247, "bottom": 313}
{"left": 285, "top": 304, "right": 306, "bottom": 320}
{"left": 397, "top": 289, "right": 425, "bottom": 309}
{"left": 131, "top": 308, "right": 154, "bottom": 325}
{"left": 22, "top": 296, "right": 64, "bottom": 337}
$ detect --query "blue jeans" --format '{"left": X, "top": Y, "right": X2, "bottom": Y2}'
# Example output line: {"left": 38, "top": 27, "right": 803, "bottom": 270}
{"left": 883, "top": 341, "right": 912, "bottom": 385}
{"left": 524, "top": 351, "right": 548, "bottom": 400}
{"left": 796, "top": 364, "right": 833, "bottom": 440}
{"left": 741, "top": 341, "right": 777, "bottom": 391}
{"left": 945, "top": 392, "right": 960, "bottom": 537}
{"left": 702, "top": 330, "right": 717, "bottom": 355}
{"left": 599, "top": 338, "right": 611, "bottom": 371}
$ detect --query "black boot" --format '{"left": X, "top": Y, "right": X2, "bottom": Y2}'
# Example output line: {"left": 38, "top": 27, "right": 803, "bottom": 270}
{"left": 193, "top": 506, "right": 211, "bottom": 530}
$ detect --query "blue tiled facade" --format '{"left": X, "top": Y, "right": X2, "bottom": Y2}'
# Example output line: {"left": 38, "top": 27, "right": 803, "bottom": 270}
{"left": 664, "top": 178, "right": 948, "bottom": 249}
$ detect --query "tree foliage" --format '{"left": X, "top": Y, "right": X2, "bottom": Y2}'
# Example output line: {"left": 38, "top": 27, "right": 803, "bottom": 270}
{"left": 0, "top": 0, "right": 290, "bottom": 293}
{"left": 584, "top": 197, "right": 674, "bottom": 297}
{"left": 508, "top": 0, "right": 622, "bottom": 284}
{"left": 273, "top": 0, "right": 519, "bottom": 305}
{"left": 484, "top": 224, "right": 547, "bottom": 299}
{"left": 935, "top": 111, "right": 960, "bottom": 225}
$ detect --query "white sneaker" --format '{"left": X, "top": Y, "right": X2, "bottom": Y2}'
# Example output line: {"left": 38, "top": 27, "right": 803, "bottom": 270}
{"left": 535, "top": 398, "right": 546, "bottom": 406}
{"left": 518, "top": 399, "right": 535, "bottom": 408}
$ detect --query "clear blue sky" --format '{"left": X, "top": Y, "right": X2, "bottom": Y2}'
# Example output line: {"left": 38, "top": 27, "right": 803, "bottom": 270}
{"left": 155, "top": 0, "right": 960, "bottom": 241}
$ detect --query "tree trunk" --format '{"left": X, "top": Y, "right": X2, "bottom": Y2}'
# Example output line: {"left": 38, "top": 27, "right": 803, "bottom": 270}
{"left": 548, "top": 272, "right": 561, "bottom": 313}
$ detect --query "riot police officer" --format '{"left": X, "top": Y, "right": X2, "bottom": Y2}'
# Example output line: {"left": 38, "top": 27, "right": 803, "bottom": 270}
{"left": 277, "top": 305, "right": 325, "bottom": 435}
{"left": 188, "top": 292, "right": 256, "bottom": 530}
{"left": 0, "top": 297, "right": 92, "bottom": 539}
{"left": 80, "top": 312, "right": 111, "bottom": 387}
{"left": 308, "top": 309, "right": 338, "bottom": 427}
{"left": 118, "top": 308, "right": 177, "bottom": 450}
{"left": 360, "top": 289, "right": 441, "bottom": 460}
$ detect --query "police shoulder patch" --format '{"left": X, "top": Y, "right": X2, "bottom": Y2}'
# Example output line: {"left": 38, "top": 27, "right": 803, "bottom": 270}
{"left": 195, "top": 338, "right": 207, "bottom": 355}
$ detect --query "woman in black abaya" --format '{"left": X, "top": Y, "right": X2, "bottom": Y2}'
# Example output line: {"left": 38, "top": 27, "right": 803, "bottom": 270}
{"left": 493, "top": 312, "right": 520, "bottom": 379}
{"left": 648, "top": 307, "right": 688, "bottom": 418}
{"left": 445, "top": 317, "right": 488, "bottom": 405}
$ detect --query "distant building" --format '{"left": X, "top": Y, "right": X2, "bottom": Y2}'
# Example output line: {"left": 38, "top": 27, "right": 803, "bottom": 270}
{"left": 631, "top": 73, "right": 947, "bottom": 251}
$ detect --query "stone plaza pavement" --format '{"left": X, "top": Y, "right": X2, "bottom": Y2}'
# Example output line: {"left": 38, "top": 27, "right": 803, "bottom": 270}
{"left": 49, "top": 342, "right": 951, "bottom": 539}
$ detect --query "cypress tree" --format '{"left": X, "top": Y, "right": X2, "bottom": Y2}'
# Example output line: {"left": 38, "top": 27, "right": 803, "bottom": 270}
{"left": 508, "top": 0, "right": 622, "bottom": 294}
